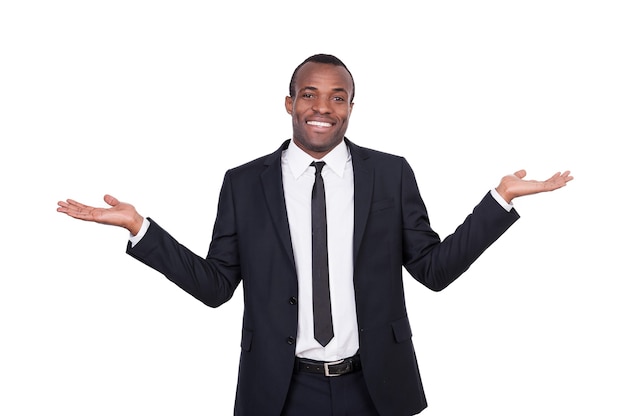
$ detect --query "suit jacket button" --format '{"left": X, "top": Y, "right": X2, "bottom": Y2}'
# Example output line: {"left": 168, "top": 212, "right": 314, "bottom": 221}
{"left": 287, "top": 336, "right": 295, "bottom": 345}
{"left": 289, "top": 296, "right": 297, "bottom": 305}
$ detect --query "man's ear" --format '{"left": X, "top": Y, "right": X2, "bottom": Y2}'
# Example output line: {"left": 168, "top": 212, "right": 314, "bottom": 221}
{"left": 285, "top": 96, "right": 293, "bottom": 114}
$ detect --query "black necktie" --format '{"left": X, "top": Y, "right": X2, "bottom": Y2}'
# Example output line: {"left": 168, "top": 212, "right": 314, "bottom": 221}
{"left": 311, "top": 161, "right": 334, "bottom": 347}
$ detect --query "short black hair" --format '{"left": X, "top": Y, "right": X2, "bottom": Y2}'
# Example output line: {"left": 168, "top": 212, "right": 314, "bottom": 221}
{"left": 289, "top": 54, "right": 355, "bottom": 102}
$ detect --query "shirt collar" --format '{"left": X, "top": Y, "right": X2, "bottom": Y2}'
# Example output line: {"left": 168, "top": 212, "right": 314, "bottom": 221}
{"left": 285, "top": 139, "right": 351, "bottom": 179}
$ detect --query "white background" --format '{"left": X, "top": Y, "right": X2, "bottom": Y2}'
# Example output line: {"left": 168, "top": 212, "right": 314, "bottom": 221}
{"left": 1, "top": 1, "right": 624, "bottom": 415}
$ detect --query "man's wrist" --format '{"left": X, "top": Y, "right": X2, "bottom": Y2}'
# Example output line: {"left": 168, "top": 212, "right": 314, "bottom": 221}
{"left": 490, "top": 188, "right": 514, "bottom": 212}
{"left": 128, "top": 214, "right": 145, "bottom": 236}
{"left": 129, "top": 217, "right": 150, "bottom": 247}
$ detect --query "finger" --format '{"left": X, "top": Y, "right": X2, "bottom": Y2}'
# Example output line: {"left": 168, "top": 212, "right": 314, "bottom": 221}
{"left": 546, "top": 172, "right": 562, "bottom": 182}
{"left": 66, "top": 199, "right": 90, "bottom": 209}
{"left": 56, "top": 201, "right": 75, "bottom": 214}
{"left": 545, "top": 172, "right": 572, "bottom": 190}
{"left": 514, "top": 169, "right": 527, "bottom": 179}
{"left": 103, "top": 194, "right": 119, "bottom": 207}
{"left": 561, "top": 171, "right": 574, "bottom": 182}
{"left": 57, "top": 206, "right": 91, "bottom": 219}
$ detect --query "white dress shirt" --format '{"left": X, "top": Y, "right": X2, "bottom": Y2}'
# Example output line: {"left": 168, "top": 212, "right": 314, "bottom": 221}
{"left": 282, "top": 140, "right": 359, "bottom": 361}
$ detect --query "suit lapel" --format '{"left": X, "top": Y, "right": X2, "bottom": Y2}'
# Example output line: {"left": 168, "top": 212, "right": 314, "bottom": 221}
{"left": 261, "top": 140, "right": 296, "bottom": 270}
{"left": 347, "top": 139, "right": 374, "bottom": 263}
{"left": 260, "top": 139, "right": 373, "bottom": 271}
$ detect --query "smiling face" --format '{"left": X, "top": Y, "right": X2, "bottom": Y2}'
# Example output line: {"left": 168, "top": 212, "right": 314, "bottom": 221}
{"left": 285, "top": 62, "right": 354, "bottom": 159}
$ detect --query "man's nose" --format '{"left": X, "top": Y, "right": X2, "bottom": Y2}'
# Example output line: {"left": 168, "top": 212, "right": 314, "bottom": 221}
{"left": 311, "top": 97, "right": 331, "bottom": 114}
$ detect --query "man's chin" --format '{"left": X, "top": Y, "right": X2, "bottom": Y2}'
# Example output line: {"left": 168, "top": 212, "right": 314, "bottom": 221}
{"left": 308, "top": 142, "right": 342, "bottom": 155}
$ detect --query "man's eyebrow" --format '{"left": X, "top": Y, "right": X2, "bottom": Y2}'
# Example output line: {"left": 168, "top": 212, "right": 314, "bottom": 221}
{"left": 300, "top": 86, "right": 349, "bottom": 95}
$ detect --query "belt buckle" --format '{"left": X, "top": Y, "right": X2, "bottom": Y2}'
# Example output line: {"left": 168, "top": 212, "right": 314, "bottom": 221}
{"left": 324, "top": 359, "right": 346, "bottom": 377}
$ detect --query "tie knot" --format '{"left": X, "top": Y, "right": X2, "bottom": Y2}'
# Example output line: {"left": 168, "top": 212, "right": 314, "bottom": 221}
{"left": 311, "top": 161, "right": 325, "bottom": 175}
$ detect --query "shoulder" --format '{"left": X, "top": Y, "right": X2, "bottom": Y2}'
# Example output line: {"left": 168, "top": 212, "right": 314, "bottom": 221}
{"left": 346, "top": 138, "right": 410, "bottom": 168}
{"left": 225, "top": 139, "right": 289, "bottom": 177}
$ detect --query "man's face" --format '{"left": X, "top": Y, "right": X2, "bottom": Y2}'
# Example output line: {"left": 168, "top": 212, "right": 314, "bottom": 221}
{"left": 285, "top": 62, "right": 354, "bottom": 159}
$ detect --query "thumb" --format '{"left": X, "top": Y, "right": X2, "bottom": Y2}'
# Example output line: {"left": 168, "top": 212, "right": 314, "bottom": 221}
{"left": 514, "top": 169, "right": 527, "bottom": 179}
{"left": 103, "top": 194, "right": 119, "bottom": 207}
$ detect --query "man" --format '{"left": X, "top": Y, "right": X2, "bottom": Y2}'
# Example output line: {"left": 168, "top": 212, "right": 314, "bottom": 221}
{"left": 57, "top": 54, "right": 573, "bottom": 415}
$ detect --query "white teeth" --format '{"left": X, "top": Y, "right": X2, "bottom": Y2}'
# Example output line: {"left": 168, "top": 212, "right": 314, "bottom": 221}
{"left": 307, "top": 121, "right": 332, "bottom": 127}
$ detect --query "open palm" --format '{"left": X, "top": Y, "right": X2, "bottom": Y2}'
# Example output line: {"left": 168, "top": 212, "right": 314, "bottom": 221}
{"left": 57, "top": 194, "right": 144, "bottom": 235}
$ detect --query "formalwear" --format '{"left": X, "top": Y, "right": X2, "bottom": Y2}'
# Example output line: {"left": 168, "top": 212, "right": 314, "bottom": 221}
{"left": 127, "top": 138, "right": 519, "bottom": 416}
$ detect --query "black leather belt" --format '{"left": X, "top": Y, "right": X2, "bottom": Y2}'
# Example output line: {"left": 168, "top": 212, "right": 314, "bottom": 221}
{"left": 295, "top": 355, "right": 362, "bottom": 377}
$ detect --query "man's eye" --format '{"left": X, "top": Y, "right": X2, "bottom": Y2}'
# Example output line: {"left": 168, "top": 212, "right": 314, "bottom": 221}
{"left": 332, "top": 96, "right": 345, "bottom": 102}
{"left": 302, "top": 93, "right": 314, "bottom": 98}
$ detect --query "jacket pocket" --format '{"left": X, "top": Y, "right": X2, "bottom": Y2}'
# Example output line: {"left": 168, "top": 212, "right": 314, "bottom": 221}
{"left": 391, "top": 316, "right": 413, "bottom": 343}
{"left": 370, "top": 197, "right": 394, "bottom": 213}
{"left": 241, "top": 328, "right": 253, "bottom": 352}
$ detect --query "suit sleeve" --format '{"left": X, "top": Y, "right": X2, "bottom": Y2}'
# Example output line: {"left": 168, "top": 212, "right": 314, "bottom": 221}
{"left": 401, "top": 159, "right": 520, "bottom": 291}
{"left": 126, "top": 172, "right": 242, "bottom": 307}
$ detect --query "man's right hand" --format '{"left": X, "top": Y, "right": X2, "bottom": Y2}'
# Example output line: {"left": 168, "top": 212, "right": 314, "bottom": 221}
{"left": 57, "top": 194, "right": 144, "bottom": 236}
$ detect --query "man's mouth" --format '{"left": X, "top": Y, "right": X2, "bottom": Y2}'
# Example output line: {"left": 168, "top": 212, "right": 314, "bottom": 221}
{"left": 307, "top": 120, "right": 333, "bottom": 128}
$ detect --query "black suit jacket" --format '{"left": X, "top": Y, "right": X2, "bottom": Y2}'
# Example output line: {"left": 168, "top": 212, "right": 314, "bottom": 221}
{"left": 127, "top": 139, "right": 519, "bottom": 416}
